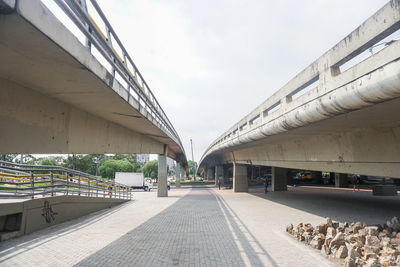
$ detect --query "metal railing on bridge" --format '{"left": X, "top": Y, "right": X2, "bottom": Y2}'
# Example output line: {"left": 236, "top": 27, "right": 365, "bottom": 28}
{"left": 199, "top": 0, "right": 400, "bottom": 165}
{"left": 48, "top": 0, "right": 183, "bottom": 150}
{"left": 0, "top": 161, "right": 132, "bottom": 200}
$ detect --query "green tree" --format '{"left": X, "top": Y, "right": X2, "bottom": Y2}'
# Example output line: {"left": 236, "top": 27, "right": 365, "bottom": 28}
{"left": 111, "top": 154, "right": 142, "bottom": 172}
{"left": 112, "top": 154, "right": 136, "bottom": 163}
{"left": 0, "top": 154, "right": 18, "bottom": 162}
{"left": 98, "top": 159, "right": 134, "bottom": 179}
{"left": 188, "top": 160, "right": 198, "bottom": 177}
{"left": 63, "top": 155, "right": 98, "bottom": 174}
{"left": 20, "top": 155, "right": 37, "bottom": 165}
{"left": 142, "top": 160, "right": 158, "bottom": 180}
{"left": 132, "top": 161, "right": 143, "bottom": 172}
{"left": 38, "top": 157, "right": 59, "bottom": 166}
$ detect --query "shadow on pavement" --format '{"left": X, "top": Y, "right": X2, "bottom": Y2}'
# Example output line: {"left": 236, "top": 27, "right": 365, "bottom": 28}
{"left": 213, "top": 192, "right": 278, "bottom": 266}
{"left": 0, "top": 201, "right": 132, "bottom": 262}
{"left": 249, "top": 186, "right": 400, "bottom": 225}
{"left": 76, "top": 188, "right": 274, "bottom": 267}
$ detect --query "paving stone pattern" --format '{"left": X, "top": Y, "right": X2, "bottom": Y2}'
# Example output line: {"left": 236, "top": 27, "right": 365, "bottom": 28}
{"left": 1, "top": 186, "right": 359, "bottom": 267}
{"left": 76, "top": 189, "right": 265, "bottom": 267}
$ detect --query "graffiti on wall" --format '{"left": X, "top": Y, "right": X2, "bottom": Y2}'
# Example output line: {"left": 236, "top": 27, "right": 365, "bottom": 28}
{"left": 41, "top": 200, "right": 58, "bottom": 223}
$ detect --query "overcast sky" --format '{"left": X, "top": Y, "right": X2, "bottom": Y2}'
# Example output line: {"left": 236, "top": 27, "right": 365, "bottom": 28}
{"left": 42, "top": 0, "right": 388, "bottom": 163}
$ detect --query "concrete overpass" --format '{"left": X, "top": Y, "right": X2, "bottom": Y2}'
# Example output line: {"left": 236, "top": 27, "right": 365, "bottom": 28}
{"left": 198, "top": 1, "right": 400, "bottom": 192}
{"left": 0, "top": 0, "right": 187, "bottom": 196}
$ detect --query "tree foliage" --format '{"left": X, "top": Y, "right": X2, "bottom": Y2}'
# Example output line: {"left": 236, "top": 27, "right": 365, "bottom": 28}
{"left": 98, "top": 159, "right": 134, "bottom": 179}
{"left": 188, "top": 160, "right": 198, "bottom": 176}
{"left": 142, "top": 160, "right": 158, "bottom": 180}
{"left": 63, "top": 155, "right": 99, "bottom": 175}
{"left": 0, "top": 153, "right": 144, "bottom": 177}
{"left": 0, "top": 154, "right": 18, "bottom": 162}
{"left": 0, "top": 154, "right": 36, "bottom": 164}
{"left": 38, "top": 157, "right": 59, "bottom": 166}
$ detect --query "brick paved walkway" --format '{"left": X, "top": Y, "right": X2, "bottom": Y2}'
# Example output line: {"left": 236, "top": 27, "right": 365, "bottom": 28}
{"left": 0, "top": 188, "right": 337, "bottom": 267}
{"left": 77, "top": 189, "right": 268, "bottom": 267}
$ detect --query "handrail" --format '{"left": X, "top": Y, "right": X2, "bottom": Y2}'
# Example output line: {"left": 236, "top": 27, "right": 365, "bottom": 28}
{"left": 0, "top": 161, "right": 132, "bottom": 200}
{"left": 50, "top": 0, "right": 184, "bottom": 151}
{"left": 86, "top": 0, "right": 180, "bottom": 141}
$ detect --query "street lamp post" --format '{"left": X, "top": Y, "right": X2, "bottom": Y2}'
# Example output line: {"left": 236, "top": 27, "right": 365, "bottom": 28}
{"left": 94, "top": 157, "right": 99, "bottom": 176}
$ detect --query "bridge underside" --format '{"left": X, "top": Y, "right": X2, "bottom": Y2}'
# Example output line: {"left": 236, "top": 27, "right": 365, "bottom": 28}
{"left": 0, "top": 0, "right": 184, "bottom": 162}
{"left": 201, "top": 96, "right": 400, "bottom": 178}
{"left": 0, "top": 77, "right": 165, "bottom": 154}
{"left": 199, "top": 1, "right": 400, "bottom": 181}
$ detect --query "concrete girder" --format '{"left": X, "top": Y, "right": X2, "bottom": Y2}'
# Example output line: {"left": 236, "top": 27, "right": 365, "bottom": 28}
{"left": 198, "top": 2, "right": 400, "bottom": 178}
{"left": 0, "top": 0, "right": 187, "bottom": 166}
{"left": 0, "top": 78, "right": 164, "bottom": 154}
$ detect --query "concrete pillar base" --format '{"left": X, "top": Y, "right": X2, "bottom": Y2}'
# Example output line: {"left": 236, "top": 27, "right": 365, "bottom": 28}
{"left": 215, "top": 165, "right": 224, "bottom": 186}
{"left": 233, "top": 164, "right": 248, "bottom": 192}
{"left": 175, "top": 164, "right": 181, "bottom": 188}
{"left": 207, "top": 169, "right": 214, "bottom": 181}
{"left": 312, "top": 171, "right": 323, "bottom": 184}
{"left": 181, "top": 168, "right": 185, "bottom": 182}
{"left": 157, "top": 155, "right": 168, "bottom": 197}
{"left": 271, "top": 167, "right": 287, "bottom": 191}
{"left": 372, "top": 185, "right": 397, "bottom": 196}
{"left": 335, "top": 173, "right": 348, "bottom": 188}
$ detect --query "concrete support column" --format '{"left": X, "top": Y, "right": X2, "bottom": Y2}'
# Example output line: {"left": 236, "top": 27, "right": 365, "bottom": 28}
{"left": 335, "top": 173, "right": 348, "bottom": 188}
{"left": 175, "top": 164, "right": 181, "bottom": 188}
{"left": 215, "top": 165, "right": 224, "bottom": 185}
{"left": 181, "top": 168, "right": 185, "bottom": 181}
{"left": 207, "top": 168, "right": 214, "bottom": 181}
{"left": 312, "top": 171, "right": 323, "bottom": 184}
{"left": 157, "top": 155, "right": 168, "bottom": 197}
{"left": 329, "top": 172, "right": 335, "bottom": 184}
{"left": 233, "top": 163, "right": 248, "bottom": 192}
{"left": 271, "top": 167, "right": 287, "bottom": 191}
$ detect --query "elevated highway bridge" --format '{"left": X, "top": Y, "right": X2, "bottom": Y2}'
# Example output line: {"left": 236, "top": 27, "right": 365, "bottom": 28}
{"left": 198, "top": 0, "right": 400, "bottom": 193}
{"left": 0, "top": 0, "right": 187, "bottom": 196}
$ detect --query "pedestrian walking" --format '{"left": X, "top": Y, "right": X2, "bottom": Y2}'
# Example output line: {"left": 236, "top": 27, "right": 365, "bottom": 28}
{"left": 218, "top": 180, "right": 221, "bottom": 190}
{"left": 264, "top": 179, "right": 268, "bottom": 194}
{"left": 108, "top": 184, "right": 113, "bottom": 198}
{"left": 352, "top": 174, "right": 360, "bottom": 192}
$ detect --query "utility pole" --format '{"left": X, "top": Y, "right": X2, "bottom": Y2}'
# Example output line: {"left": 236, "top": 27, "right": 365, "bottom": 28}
{"left": 72, "top": 154, "right": 76, "bottom": 170}
{"left": 190, "top": 139, "right": 195, "bottom": 180}
{"left": 94, "top": 157, "right": 99, "bottom": 176}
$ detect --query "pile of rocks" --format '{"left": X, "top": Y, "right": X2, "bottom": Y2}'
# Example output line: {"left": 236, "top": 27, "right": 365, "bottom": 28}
{"left": 286, "top": 217, "right": 400, "bottom": 267}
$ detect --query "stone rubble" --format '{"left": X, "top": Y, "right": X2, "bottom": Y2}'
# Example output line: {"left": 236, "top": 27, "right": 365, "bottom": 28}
{"left": 286, "top": 217, "right": 400, "bottom": 267}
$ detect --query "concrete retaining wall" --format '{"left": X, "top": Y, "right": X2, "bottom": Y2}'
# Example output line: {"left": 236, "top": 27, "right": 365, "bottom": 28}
{"left": 0, "top": 196, "right": 128, "bottom": 241}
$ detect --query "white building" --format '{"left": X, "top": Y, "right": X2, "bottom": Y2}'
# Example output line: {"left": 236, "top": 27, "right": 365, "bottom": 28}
{"left": 167, "top": 157, "right": 175, "bottom": 172}
{"left": 136, "top": 154, "right": 149, "bottom": 164}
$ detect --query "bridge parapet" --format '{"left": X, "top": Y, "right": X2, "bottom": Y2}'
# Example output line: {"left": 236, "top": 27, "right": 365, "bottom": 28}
{"left": 49, "top": 0, "right": 182, "bottom": 148}
{"left": 55, "top": 0, "right": 181, "bottom": 148}
{"left": 0, "top": 0, "right": 186, "bottom": 165}
{"left": 200, "top": 0, "right": 400, "bottom": 167}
